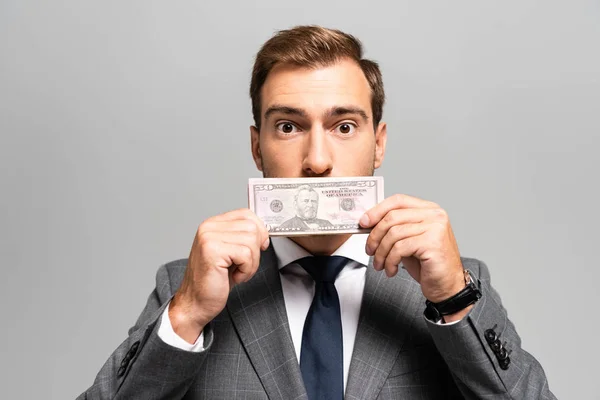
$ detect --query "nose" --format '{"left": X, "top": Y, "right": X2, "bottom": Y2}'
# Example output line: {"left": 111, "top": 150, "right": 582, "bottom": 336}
{"left": 302, "top": 128, "right": 333, "bottom": 177}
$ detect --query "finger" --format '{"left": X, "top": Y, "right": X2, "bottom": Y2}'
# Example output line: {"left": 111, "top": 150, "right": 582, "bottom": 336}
{"left": 247, "top": 213, "right": 271, "bottom": 250}
{"left": 218, "top": 209, "right": 269, "bottom": 237}
{"left": 372, "top": 223, "right": 428, "bottom": 270}
{"left": 205, "top": 209, "right": 269, "bottom": 242}
{"left": 201, "top": 217, "right": 270, "bottom": 250}
{"left": 228, "top": 264, "right": 249, "bottom": 286}
{"left": 237, "top": 210, "right": 270, "bottom": 250}
{"left": 383, "top": 235, "right": 423, "bottom": 277}
{"left": 209, "top": 208, "right": 257, "bottom": 222}
{"left": 220, "top": 232, "right": 261, "bottom": 277}
{"left": 201, "top": 230, "right": 262, "bottom": 276}
{"left": 360, "top": 194, "right": 439, "bottom": 228}
{"left": 231, "top": 268, "right": 247, "bottom": 285}
{"left": 221, "top": 242, "right": 258, "bottom": 283}
{"left": 366, "top": 209, "right": 439, "bottom": 255}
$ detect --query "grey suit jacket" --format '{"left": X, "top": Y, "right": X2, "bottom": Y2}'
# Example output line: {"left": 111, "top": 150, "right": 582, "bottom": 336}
{"left": 78, "top": 246, "right": 557, "bottom": 399}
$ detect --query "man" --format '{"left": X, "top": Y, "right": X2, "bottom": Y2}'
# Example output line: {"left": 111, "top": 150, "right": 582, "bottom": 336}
{"left": 79, "top": 26, "right": 556, "bottom": 399}
{"left": 276, "top": 184, "right": 334, "bottom": 232}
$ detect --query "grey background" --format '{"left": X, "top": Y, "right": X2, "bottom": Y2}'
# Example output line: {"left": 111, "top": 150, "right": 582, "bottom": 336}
{"left": 1, "top": 0, "right": 598, "bottom": 399}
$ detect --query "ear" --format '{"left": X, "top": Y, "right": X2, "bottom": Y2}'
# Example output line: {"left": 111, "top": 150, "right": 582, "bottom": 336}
{"left": 250, "top": 125, "right": 263, "bottom": 171}
{"left": 373, "top": 122, "right": 387, "bottom": 169}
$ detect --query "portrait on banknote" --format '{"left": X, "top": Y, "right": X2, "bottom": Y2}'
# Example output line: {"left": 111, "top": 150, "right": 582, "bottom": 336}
{"left": 277, "top": 185, "right": 334, "bottom": 232}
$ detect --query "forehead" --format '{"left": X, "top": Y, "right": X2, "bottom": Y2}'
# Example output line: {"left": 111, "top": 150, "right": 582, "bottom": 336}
{"left": 261, "top": 59, "right": 372, "bottom": 119}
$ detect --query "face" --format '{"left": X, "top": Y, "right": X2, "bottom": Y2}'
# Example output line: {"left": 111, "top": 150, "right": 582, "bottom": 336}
{"left": 251, "top": 58, "right": 387, "bottom": 178}
{"left": 295, "top": 190, "right": 319, "bottom": 219}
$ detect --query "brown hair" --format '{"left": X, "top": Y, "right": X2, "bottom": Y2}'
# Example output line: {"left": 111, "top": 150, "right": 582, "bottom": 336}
{"left": 250, "top": 25, "right": 385, "bottom": 131}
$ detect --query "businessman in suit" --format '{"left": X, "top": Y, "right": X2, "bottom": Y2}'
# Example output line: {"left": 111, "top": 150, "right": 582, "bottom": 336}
{"left": 79, "top": 26, "right": 556, "bottom": 399}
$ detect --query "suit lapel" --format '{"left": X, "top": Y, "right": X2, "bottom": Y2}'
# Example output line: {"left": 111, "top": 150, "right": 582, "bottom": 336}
{"left": 345, "top": 258, "right": 424, "bottom": 400}
{"left": 227, "top": 245, "right": 307, "bottom": 400}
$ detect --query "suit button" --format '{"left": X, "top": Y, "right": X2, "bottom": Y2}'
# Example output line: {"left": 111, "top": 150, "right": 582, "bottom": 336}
{"left": 130, "top": 341, "right": 140, "bottom": 354}
{"left": 499, "top": 356, "right": 511, "bottom": 370}
{"left": 497, "top": 347, "right": 509, "bottom": 360}
{"left": 489, "top": 339, "right": 502, "bottom": 353}
{"left": 484, "top": 325, "right": 498, "bottom": 344}
{"left": 127, "top": 341, "right": 140, "bottom": 358}
{"left": 119, "top": 341, "right": 141, "bottom": 372}
{"left": 121, "top": 353, "right": 132, "bottom": 367}
{"left": 125, "top": 341, "right": 140, "bottom": 359}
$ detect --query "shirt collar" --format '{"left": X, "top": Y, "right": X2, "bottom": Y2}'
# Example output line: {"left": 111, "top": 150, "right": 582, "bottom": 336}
{"left": 270, "top": 234, "right": 370, "bottom": 270}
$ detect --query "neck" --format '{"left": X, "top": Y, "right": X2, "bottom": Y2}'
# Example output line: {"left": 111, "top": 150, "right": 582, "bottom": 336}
{"left": 291, "top": 234, "right": 352, "bottom": 256}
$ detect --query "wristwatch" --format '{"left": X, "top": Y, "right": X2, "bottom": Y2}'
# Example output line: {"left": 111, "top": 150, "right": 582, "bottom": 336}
{"left": 424, "top": 269, "right": 482, "bottom": 322}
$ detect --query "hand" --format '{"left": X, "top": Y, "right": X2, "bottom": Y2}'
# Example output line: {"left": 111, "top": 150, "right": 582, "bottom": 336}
{"left": 169, "top": 209, "right": 270, "bottom": 343}
{"left": 360, "top": 194, "right": 465, "bottom": 304}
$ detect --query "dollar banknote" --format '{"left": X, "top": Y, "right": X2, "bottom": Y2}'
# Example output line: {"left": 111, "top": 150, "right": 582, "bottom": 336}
{"left": 248, "top": 176, "right": 384, "bottom": 236}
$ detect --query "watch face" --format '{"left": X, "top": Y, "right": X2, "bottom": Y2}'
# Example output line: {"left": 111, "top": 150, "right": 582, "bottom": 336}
{"left": 464, "top": 269, "right": 477, "bottom": 285}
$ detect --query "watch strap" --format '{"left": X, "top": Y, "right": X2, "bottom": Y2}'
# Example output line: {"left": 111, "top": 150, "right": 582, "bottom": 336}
{"left": 424, "top": 270, "right": 482, "bottom": 322}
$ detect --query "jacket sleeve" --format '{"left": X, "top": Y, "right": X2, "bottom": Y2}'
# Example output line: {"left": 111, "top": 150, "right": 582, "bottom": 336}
{"left": 76, "top": 261, "right": 214, "bottom": 400}
{"left": 426, "top": 258, "right": 557, "bottom": 399}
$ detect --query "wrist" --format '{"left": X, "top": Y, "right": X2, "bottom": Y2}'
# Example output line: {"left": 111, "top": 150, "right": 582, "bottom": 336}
{"left": 424, "top": 269, "right": 481, "bottom": 323}
{"left": 425, "top": 270, "right": 466, "bottom": 303}
{"left": 169, "top": 293, "right": 208, "bottom": 344}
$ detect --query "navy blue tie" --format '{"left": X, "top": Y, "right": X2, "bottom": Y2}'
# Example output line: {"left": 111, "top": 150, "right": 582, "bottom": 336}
{"left": 296, "top": 256, "right": 347, "bottom": 400}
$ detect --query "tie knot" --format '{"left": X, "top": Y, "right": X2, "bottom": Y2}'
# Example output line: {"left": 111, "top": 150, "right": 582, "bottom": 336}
{"left": 296, "top": 255, "right": 348, "bottom": 283}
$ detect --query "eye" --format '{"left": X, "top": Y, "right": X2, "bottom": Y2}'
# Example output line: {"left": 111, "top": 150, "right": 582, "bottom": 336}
{"left": 335, "top": 123, "right": 356, "bottom": 136}
{"left": 276, "top": 122, "right": 300, "bottom": 135}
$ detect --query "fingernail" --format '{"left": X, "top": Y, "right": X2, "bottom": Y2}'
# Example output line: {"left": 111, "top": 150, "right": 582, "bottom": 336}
{"left": 359, "top": 214, "right": 370, "bottom": 227}
{"left": 262, "top": 238, "right": 270, "bottom": 250}
{"left": 373, "top": 260, "right": 381, "bottom": 271}
{"left": 365, "top": 243, "right": 373, "bottom": 256}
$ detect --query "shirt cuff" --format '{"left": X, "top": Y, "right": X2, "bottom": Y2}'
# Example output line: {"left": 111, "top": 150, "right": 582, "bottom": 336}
{"left": 438, "top": 318, "right": 461, "bottom": 326}
{"left": 157, "top": 301, "right": 205, "bottom": 352}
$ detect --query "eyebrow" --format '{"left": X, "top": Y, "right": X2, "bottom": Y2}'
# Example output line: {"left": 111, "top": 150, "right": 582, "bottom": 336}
{"left": 263, "top": 104, "right": 370, "bottom": 123}
{"left": 264, "top": 105, "right": 308, "bottom": 120}
{"left": 324, "top": 106, "right": 369, "bottom": 123}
